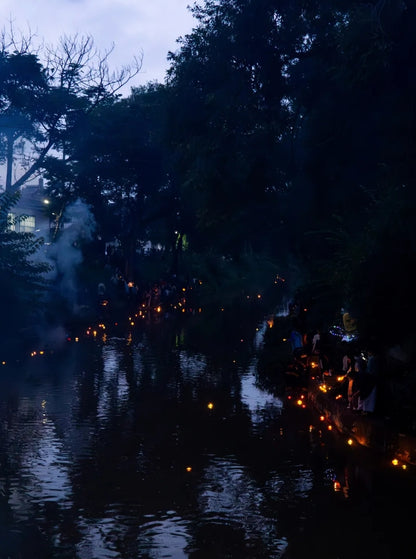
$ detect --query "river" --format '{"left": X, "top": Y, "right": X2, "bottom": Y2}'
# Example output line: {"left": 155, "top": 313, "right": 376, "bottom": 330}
{"left": 0, "top": 312, "right": 415, "bottom": 558}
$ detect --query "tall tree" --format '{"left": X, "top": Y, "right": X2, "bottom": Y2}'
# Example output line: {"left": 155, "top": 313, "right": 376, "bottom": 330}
{"left": 166, "top": 0, "right": 298, "bottom": 258}
{"left": 44, "top": 83, "right": 172, "bottom": 281}
{"left": 0, "top": 191, "right": 51, "bottom": 337}
{"left": 0, "top": 29, "right": 141, "bottom": 194}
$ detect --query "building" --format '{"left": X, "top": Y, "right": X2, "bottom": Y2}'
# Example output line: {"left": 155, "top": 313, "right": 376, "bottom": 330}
{"left": 6, "top": 178, "right": 51, "bottom": 238}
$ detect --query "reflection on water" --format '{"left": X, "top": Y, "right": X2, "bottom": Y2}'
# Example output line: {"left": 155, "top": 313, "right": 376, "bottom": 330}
{"left": 198, "top": 455, "right": 288, "bottom": 558}
{"left": 241, "top": 364, "right": 283, "bottom": 425}
{"left": 0, "top": 317, "right": 416, "bottom": 558}
{"left": 138, "top": 512, "right": 191, "bottom": 559}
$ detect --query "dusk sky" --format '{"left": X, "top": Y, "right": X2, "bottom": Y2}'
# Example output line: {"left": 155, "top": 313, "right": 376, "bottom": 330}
{"left": 0, "top": 0, "right": 196, "bottom": 93}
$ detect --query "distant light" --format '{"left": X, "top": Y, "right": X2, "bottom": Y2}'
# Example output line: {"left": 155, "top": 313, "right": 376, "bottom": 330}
{"left": 347, "top": 438, "right": 354, "bottom": 446}
{"left": 186, "top": 466, "right": 192, "bottom": 472}
{"left": 392, "top": 458, "right": 399, "bottom": 466}
{"left": 207, "top": 402, "right": 214, "bottom": 410}
{"left": 43, "top": 199, "right": 50, "bottom": 204}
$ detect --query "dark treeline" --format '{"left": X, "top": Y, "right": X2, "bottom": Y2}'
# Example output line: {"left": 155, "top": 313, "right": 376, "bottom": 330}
{"left": 1, "top": 0, "right": 416, "bottom": 358}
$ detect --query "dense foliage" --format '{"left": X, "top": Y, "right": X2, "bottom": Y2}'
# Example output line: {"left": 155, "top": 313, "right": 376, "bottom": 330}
{"left": 1, "top": 1, "right": 416, "bottom": 354}
{"left": 0, "top": 192, "right": 51, "bottom": 336}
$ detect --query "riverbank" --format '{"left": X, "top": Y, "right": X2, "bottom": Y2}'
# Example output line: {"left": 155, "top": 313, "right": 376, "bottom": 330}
{"left": 259, "top": 310, "right": 416, "bottom": 470}
{"left": 306, "top": 376, "right": 416, "bottom": 469}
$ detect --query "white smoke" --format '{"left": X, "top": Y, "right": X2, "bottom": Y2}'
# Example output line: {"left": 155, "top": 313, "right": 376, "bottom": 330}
{"left": 46, "top": 198, "right": 96, "bottom": 308}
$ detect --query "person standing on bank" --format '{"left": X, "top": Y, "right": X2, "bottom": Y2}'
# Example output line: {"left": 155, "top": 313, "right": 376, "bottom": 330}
{"left": 357, "top": 348, "right": 380, "bottom": 413}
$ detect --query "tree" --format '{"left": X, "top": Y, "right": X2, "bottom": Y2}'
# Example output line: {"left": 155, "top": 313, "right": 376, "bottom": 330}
{"left": 43, "top": 83, "right": 172, "bottom": 281}
{"left": 0, "top": 28, "right": 142, "bottom": 194}
{"left": 0, "top": 191, "right": 51, "bottom": 338}
{"left": 165, "top": 0, "right": 297, "bottom": 258}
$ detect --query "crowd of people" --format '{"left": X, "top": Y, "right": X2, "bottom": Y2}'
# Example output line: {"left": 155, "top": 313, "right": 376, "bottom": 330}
{"left": 95, "top": 269, "right": 202, "bottom": 319}
{"left": 284, "top": 299, "right": 388, "bottom": 419}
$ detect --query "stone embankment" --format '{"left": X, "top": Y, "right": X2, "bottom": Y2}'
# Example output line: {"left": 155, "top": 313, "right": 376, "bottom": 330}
{"left": 307, "top": 377, "right": 416, "bottom": 468}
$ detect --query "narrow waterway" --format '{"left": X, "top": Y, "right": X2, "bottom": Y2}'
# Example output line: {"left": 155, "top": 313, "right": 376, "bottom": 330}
{"left": 0, "top": 314, "right": 415, "bottom": 558}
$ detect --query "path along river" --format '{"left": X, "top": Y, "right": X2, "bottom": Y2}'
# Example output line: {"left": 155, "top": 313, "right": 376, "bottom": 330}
{"left": 0, "top": 312, "right": 415, "bottom": 558}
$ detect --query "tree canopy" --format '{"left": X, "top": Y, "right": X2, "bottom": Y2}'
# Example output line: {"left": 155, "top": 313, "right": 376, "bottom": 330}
{"left": 2, "top": 1, "right": 416, "bottom": 351}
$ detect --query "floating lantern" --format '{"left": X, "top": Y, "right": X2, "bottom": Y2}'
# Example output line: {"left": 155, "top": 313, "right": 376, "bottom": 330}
{"left": 207, "top": 402, "right": 214, "bottom": 410}
{"left": 347, "top": 438, "right": 354, "bottom": 446}
{"left": 186, "top": 466, "right": 192, "bottom": 472}
{"left": 334, "top": 480, "right": 342, "bottom": 491}
{"left": 392, "top": 458, "right": 399, "bottom": 466}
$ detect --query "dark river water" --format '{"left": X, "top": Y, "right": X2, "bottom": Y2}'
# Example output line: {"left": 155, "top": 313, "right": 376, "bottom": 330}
{"left": 0, "top": 312, "right": 415, "bottom": 558}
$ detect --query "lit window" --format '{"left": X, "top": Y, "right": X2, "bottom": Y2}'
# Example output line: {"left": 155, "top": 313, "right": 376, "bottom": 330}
{"left": 20, "top": 215, "right": 35, "bottom": 232}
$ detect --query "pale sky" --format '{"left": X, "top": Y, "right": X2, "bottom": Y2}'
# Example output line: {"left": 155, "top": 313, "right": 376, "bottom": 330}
{"left": 0, "top": 0, "right": 197, "bottom": 94}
